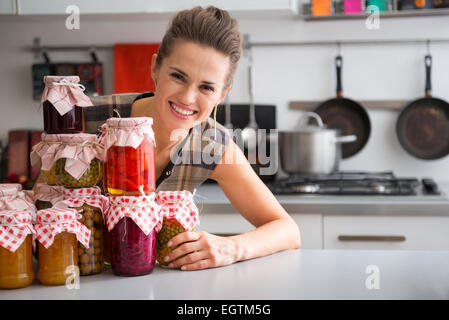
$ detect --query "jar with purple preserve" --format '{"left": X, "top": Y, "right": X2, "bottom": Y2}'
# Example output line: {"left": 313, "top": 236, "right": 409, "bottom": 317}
{"left": 41, "top": 76, "right": 93, "bottom": 134}
{"left": 106, "top": 194, "right": 160, "bottom": 276}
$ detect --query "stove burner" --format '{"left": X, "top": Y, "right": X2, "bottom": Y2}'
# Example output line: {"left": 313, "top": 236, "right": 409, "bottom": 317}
{"left": 269, "top": 171, "right": 436, "bottom": 196}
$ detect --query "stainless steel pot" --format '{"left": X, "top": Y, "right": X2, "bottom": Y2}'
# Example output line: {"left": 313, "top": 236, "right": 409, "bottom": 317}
{"left": 278, "top": 112, "right": 356, "bottom": 174}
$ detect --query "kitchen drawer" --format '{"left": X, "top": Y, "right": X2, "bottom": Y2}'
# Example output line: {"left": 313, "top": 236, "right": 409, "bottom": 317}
{"left": 323, "top": 216, "right": 449, "bottom": 250}
{"left": 289, "top": 214, "right": 322, "bottom": 249}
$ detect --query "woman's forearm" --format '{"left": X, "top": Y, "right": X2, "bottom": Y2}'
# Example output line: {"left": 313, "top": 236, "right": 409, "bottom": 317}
{"left": 230, "top": 217, "right": 301, "bottom": 263}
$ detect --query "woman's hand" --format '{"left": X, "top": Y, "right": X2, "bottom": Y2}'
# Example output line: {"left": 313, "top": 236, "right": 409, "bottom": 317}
{"left": 163, "top": 231, "right": 239, "bottom": 271}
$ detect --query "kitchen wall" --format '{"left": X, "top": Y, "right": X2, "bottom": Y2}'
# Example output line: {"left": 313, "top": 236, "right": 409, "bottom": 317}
{"left": 1, "top": 10, "right": 449, "bottom": 180}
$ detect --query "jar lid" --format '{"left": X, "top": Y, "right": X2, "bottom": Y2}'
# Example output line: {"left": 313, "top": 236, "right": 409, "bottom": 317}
{"left": 0, "top": 210, "right": 33, "bottom": 225}
{"left": 40, "top": 132, "right": 62, "bottom": 143}
{"left": 155, "top": 191, "right": 199, "bottom": 232}
{"left": 0, "top": 210, "right": 35, "bottom": 252}
{"left": 106, "top": 117, "right": 153, "bottom": 128}
{"left": 36, "top": 207, "right": 79, "bottom": 224}
{"left": 34, "top": 208, "right": 91, "bottom": 249}
{"left": 0, "top": 183, "right": 22, "bottom": 197}
{"left": 0, "top": 184, "right": 36, "bottom": 212}
{"left": 34, "top": 183, "right": 65, "bottom": 203}
{"left": 58, "top": 133, "right": 98, "bottom": 144}
{"left": 100, "top": 117, "right": 155, "bottom": 150}
{"left": 44, "top": 75, "right": 80, "bottom": 86}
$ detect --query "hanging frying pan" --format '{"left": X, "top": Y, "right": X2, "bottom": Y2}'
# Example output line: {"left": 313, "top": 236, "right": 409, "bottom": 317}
{"left": 314, "top": 55, "right": 371, "bottom": 159}
{"left": 396, "top": 54, "right": 449, "bottom": 160}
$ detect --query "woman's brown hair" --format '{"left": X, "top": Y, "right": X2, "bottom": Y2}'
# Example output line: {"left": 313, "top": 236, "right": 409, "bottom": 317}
{"left": 156, "top": 6, "right": 242, "bottom": 90}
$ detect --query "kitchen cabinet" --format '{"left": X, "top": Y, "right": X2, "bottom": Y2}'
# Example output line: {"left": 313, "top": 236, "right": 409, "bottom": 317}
{"left": 17, "top": 0, "right": 298, "bottom": 15}
{"left": 197, "top": 211, "right": 322, "bottom": 249}
{"left": 323, "top": 215, "right": 449, "bottom": 250}
{"left": 0, "top": 0, "right": 17, "bottom": 14}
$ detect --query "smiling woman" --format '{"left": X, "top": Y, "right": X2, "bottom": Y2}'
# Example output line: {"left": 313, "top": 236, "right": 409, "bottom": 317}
{"left": 95, "top": 6, "right": 301, "bottom": 271}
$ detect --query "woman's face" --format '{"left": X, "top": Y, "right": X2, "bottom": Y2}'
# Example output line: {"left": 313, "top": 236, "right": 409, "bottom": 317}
{"left": 151, "top": 40, "right": 231, "bottom": 133}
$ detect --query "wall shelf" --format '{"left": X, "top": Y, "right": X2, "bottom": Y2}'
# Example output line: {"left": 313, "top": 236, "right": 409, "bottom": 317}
{"left": 289, "top": 100, "right": 407, "bottom": 111}
{"left": 299, "top": 8, "right": 449, "bottom": 21}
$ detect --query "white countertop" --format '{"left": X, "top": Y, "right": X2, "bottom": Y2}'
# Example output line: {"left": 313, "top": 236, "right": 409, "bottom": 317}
{"left": 2, "top": 249, "right": 449, "bottom": 300}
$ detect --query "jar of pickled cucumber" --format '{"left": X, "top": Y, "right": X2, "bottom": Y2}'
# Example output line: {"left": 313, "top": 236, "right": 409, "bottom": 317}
{"left": 34, "top": 208, "right": 91, "bottom": 286}
{"left": 54, "top": 187, "right": 108, "bottom": 276}
{"left": 30, "top": 133, "right": 61, "bottom": 186}
{"left": 41, "top": 76, "right": 92, "bottom": 134}
{"left": 31, "top": 133, "right": 105, "bottom": 188}
{"left": 100, "top": 117, "right": 155, "bottom": 196}
{"left": 55, "top": 157, "right": 102, "bottom": 188}
{"left": 106, "top": 194, "right": 160, "bottom": 276}
{"left": 0, "top": 210, "right": 35, "bottom": 289}
{"left": 155, "top": 191, "right": 199, "bottom": 267}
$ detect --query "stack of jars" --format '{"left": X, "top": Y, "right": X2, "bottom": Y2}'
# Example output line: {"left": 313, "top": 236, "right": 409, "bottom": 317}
{"left": 28, "top": 75, "right": 107, "bottom": 283}
{"left": 101, "top": 117, "right": 160, "bottom": 276}
{"left": 0, "top": 184, "right": 36, "bottom": 289}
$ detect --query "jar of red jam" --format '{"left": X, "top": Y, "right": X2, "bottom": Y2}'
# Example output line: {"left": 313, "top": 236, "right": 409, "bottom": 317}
{"left": 100, "top": 117, "right": 156, "bottom": 196}
{"left": 106, "top": 194, "right": 160, "bottom": 276}
{"left": 41, "top": 76, "right": 93, "bottom": 134}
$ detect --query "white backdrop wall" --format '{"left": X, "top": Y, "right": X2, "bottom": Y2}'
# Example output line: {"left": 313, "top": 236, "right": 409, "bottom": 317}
{"left": 1, "top": 11, "right": 449, "bottom": 180}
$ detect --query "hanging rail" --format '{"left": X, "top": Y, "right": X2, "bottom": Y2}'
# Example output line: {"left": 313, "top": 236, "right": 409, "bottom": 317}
{"left": 29, "top": 36, "right": 449, "bottom": 54}
{"left": 242, "top": 36, "right": 449, "bottom": 50}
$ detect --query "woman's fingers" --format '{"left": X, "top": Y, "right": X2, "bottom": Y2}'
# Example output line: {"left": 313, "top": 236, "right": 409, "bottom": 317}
{"left": 167, "top": 250, "right": 209, "bottom": 268}
{"left": 168, "top": 231, "right": 201, "bottom": 248}
{"left": 165, "top": 239, "right": 202, "bottom": 263}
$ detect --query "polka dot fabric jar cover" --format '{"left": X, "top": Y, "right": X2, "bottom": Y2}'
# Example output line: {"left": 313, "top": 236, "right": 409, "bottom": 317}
{"left": 34, "top": 207, "right": 91, "bottom": 249}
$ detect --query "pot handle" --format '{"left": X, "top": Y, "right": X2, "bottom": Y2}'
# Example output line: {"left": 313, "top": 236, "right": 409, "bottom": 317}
{"left": 297, "top": 112, "right": 324, "bottom": 129}
{"left": 334, "top": 135, "right": 357, "bottom": 144}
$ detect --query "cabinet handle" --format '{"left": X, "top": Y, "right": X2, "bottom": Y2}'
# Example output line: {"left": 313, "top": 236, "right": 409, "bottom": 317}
{"left": 338, "top": 235, "right": 406, "bottom": 242}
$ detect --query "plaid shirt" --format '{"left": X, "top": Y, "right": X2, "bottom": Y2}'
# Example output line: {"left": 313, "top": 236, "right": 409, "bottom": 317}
{"left": 86, "top": 92, "right": 229, "bottom": 192}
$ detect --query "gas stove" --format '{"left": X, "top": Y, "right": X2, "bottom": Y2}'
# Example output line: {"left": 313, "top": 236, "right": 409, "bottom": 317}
{"left": 269, "top": 171, "right": 442, "bottom": 196}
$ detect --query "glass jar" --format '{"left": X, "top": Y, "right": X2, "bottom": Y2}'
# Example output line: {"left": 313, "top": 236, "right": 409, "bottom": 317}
{"left": 111, "top": 217, "right": 156, "bottom": 276}
{"left": 106, "top": 194, "right": 160, "bottom": 276}
{"left": 156, "top": 218, "right": 189, "bottom": 267}
{"left": 55, "top": 157, "right": 103, "bottom": 188}
{"left": 37, "top": 232, "right": 78, "bottom": 286}
{"left": 43, "top": 101, "right": 83, "bottom": 134}
{"left": 77, "top": 203, "right": 104, "bottom": 276}
{"left": 155, "top": 191, "right": 199, "bottom": 267}
{"left": 102, "top": 222, "right": 111, "bottom": 266}
{"left": 35, "top": 200, "right": 52, "bottom": 210}
{"left": 41, "top": 163, "right": 58, "bottom": 186}
{"left": 102, "top": 117, "right": 155, "bottom": 196}
{"left": 0, "top": 235, "right": 34, "bottom": 289}
{"left": 34, "top": 208, "right": 91, "bottom": 286}
{"left": 0, "top": 211, "right": 35, "bottom": 289}
{"left": 31, "top": 133, "right": 61, "bottom": 186}
{"left": 41, "top": 76, "right": 91, "bottom": 134}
